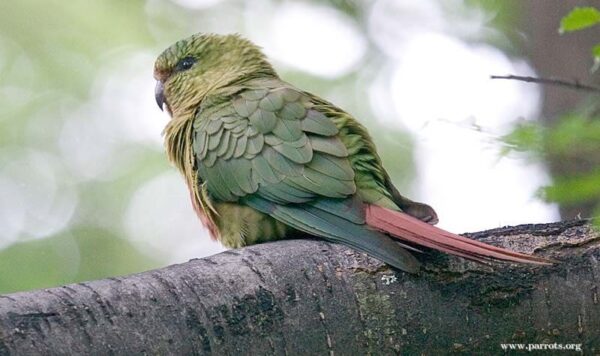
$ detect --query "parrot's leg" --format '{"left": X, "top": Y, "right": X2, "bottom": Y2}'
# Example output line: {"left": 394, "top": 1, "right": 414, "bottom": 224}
{"left": 385, "top": 181, "right": 439, "bottom": 225}
{"left": 398, "top": 199, "right": 439, "bottom": 225}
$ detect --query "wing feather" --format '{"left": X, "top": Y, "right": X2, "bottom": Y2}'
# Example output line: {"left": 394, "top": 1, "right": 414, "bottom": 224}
{"left": 191, "top": 82, "right": 420, "bottom": 272}
{"left": 194, "top": 84, "right": 355, "bottom": 203}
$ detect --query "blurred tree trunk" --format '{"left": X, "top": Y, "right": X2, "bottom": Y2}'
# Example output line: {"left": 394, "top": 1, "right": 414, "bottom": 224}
{"left": 521, "top": 0, "right": 600, "bottom": 218}
{"left": 0, "top": 221, "right": 599, "bottom": 355}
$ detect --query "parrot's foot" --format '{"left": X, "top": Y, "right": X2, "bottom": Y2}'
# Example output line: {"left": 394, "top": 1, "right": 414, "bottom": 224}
{"left": 402, "top": 201, "right": 439, "bottom": 225}
{"left": 384, "top": 181, "right": 439, "bottom": 225}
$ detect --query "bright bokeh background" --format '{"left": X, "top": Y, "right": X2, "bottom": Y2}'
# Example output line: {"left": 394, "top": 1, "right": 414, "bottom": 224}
{"left": 0, "top": 0, "right": 559, "bottom": 293}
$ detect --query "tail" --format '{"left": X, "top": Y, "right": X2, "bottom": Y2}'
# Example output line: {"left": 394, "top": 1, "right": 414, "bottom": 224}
{"left": 365, "top": 204, "right": 552, "bottom": 265}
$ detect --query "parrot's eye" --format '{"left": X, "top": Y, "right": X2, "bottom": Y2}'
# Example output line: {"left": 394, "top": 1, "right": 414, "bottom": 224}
{"left": 175, "top": 56, "right": 197, "bottom": 72}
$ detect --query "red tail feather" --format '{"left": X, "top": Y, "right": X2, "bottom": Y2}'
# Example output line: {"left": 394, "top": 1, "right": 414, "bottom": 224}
{"left": 365, "top": 204, "right": 552, "bottom": 265}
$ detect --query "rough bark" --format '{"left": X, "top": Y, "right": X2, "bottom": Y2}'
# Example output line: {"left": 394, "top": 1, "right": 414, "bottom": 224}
{"left": 0, "top": 220, "right": 599, "bottom": 355}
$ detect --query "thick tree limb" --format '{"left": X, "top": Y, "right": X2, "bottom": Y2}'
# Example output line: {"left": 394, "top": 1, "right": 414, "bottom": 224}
{"left": 1, "top": 220, "right": 599, "bottom": 355}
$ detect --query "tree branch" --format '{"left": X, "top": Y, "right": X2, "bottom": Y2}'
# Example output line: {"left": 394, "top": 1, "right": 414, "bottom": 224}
{"left": 491, "top": 74, "right": 600, "bottom": 93}
{"left": 1, "top": 220, "right": 599, "bottom": 355}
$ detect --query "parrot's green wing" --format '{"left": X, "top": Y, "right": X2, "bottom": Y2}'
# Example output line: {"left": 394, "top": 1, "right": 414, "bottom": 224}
{"left": 193, "top": 81, "right": 419, "bottom": 272}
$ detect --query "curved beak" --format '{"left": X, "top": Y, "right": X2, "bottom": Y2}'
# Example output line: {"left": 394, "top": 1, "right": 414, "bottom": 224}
{"left": 155, "top": 81, "right": 165, "bottom": 111}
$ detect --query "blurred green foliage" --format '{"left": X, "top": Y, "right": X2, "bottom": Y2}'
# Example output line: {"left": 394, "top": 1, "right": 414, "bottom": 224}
{"left": 0, "top": 228, "right": 159, "bottom": 292}
{"left": 0, "top": 0, "right": 165, "bottom": 294}
{"left": 500, "top": 112, "right": 600, "bottom": 220}
{"left": 500, "top": 7, "right": 600, "bottom": 220}
{"left": 559, "top": 6, "right": 600, "bottom": 71}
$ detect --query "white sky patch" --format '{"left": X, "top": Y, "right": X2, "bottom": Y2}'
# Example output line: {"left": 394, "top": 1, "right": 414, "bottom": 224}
{"left": 369, "top": 0, "right": 494, "bottom": 58}
{"left": 390, "top": 32, "right": 540, "bottom": 132}
{"left": 260, "top": 1, "right": 367, "bottom": 78}
{"left": 59, "top": 112, "right": 121, "bottom": 181}
{"left": 369, "top": 0, "right": 445, "bottom": 58}
{"left": 0, "top": 175, "right": 26, "bottom": 249}
{"left": 0, "top": 150, "right": 78, "bottom": 244}
{"left": 414, "top": 123, "right": 559, "bottom": 232}
{"left": 60, "top": 51, "right": 168, "bottom": 181}
{"left": 124, "top": 172, "right": 225, "bottom": 263}
{"left": 95, "top": 52, "right": 168, "bottom": 146}
{"left": 170, "top": 0, "right": 223, "bottom": 10}
{"left": 367, "top": 2, "right": 559, "bottom": 231}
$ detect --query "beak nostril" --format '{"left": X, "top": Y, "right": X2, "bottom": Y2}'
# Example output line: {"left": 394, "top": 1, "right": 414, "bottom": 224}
{"left": 155, "top": 81, "right": 165, "bottom": 111}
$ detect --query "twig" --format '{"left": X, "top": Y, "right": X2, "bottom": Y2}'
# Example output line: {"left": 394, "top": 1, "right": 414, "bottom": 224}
{"left": 491, "top": 74, "right": 600, "bottom": 93}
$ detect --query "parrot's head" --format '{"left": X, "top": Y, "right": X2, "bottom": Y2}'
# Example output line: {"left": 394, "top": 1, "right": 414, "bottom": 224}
{"left": 154, "top": 33, "right": 276, "bottom": 117}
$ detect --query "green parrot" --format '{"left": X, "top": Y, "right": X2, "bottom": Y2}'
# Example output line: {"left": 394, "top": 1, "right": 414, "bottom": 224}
{"left": 153, "top": 33, "right": 550, "bottom": 273}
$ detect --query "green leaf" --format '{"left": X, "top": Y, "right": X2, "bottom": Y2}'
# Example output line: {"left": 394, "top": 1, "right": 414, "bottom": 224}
{"left": 559, "top": 7, "right": 600, "bottom": 33}
{"left": 592, "top": 43, "right": 600, "bottom": 72}
{"left": 539, "top": 169, "right": 600, "bottom": 204}
{"left": 546, "top": 114, "right": 600, "bottom": 155}
{"left": 593, "top": 43, "right": 600, "bottom": 58}
{"left": 498, "top": 122, "right": 544, "bottom": 157}
{"left": 594, "top": 206, "right": 600, "bottom": 230}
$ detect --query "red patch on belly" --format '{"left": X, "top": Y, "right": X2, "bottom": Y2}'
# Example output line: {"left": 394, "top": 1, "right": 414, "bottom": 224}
{"left": 189, "top": 189, "right": 219, "bottom": 240}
